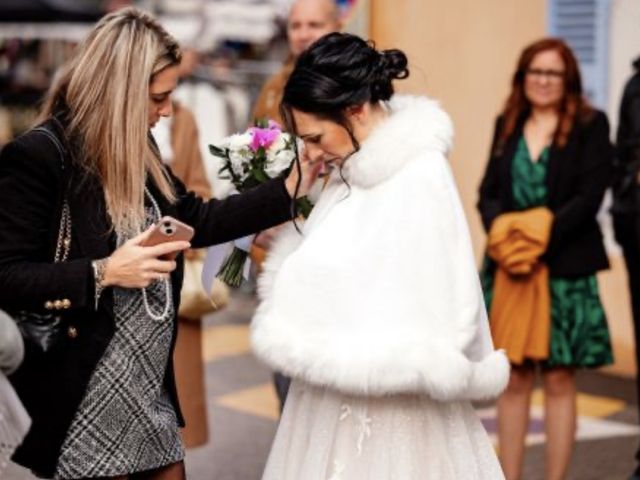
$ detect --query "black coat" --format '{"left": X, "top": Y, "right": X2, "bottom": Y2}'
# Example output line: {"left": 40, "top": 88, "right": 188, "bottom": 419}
{"left": 0, "top": 118, "right": 293, "bottom": 477}
{"left": 477, "top": 109, "right": 613, "bottom": 277}
{"left": 612, "top": 57, "right": 640, "bottom": 215}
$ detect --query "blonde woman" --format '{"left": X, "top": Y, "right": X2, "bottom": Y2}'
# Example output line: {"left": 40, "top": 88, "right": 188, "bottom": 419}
{"left": 0, "top": 8, "right": 315, "bottom": 480}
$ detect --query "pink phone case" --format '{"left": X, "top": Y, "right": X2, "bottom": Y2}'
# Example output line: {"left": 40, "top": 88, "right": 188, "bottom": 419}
{"left": 144, "top": 216, "right": 195, "bottom": 247}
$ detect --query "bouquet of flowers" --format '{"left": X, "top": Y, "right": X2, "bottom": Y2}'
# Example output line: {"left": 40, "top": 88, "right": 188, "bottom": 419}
{"left": 209, "top": 119, "right": 313, "bottom": 287}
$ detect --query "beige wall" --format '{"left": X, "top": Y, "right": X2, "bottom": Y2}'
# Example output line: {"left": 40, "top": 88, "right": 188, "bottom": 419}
{"left": 370, "top": 0, "right": 637, "bottom": 377}
{"left": 370, "top": 0, "right": 546, "bottom": 257}
{"left": 607, "top": 0, "right": 640, "bottom": 131}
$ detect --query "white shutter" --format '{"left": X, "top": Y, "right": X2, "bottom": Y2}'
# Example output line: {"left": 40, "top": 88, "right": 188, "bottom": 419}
{"left": 547, "top": 0, "right": 611, "bottom": 108}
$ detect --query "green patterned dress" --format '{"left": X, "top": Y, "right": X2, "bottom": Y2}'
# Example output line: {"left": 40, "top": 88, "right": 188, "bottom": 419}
{"left": 481, "top": 137, "right": 613, "bottom": 367}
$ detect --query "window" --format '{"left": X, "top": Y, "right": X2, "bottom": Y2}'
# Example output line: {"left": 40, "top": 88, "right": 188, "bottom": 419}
{"left": 547, "top": 0, "right": 611, "bottom": 108}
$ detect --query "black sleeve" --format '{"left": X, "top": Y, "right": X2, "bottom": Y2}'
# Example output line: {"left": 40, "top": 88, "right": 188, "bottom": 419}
{"left": 0, "top": 138, "right": 94, "bottom": 312}
{"left": 548, "top": 111, "right": 613, "bottom": 251}
{"left": 171, "top": 170, "right": 294, "bottom": 248}
{"left": 477, "top": 116, "right": 505, "bottom": 232}
{"left": 615, "top": 81, "right": 640, "bottom": 182}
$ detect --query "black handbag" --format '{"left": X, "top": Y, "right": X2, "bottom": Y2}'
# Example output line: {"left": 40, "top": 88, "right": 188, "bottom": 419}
{"left": 13, "top": 122, "right": 72, "bottom": 353}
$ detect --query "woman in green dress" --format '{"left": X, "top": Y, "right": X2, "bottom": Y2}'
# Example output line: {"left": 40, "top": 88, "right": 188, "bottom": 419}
{"left": 478, "top": 38, "right": 614, "bottom": 480}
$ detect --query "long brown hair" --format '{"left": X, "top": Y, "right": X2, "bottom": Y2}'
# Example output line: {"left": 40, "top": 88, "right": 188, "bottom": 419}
{"left": 39, "top": 7, "right": 181, "bottom": 235}
{"left": 495, "top": 37, "right": 592, "bottom": 154}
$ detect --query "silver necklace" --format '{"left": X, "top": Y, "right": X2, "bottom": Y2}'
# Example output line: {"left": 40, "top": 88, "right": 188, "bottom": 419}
{"left": 141, "top": 187, "right": 172, "bottom": 322}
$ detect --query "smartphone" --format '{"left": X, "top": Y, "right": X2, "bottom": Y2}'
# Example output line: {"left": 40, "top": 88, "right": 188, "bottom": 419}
{"left": 144, "top": 216, "right": 195, "bottom": 248}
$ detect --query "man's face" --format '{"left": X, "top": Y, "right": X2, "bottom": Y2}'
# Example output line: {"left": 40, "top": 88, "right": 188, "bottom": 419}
{"left": 287, "top": 0, "right": 340, "bottom": 58}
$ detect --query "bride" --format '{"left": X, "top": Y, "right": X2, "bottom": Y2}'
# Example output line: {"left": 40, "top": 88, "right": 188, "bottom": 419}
{"left": 251, "top": 32, "right": 509, "bottom": 479}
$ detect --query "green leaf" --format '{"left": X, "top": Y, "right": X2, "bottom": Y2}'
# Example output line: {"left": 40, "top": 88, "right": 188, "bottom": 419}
{"left": 252, "top": 169, "right": 270, "bottom": 183}
{"left": 218, "top": 164, "right": 232, "bottom": 174}
{"left": 296, "top": 196, "right": 314, "bottom": 219}
{"left": 209, "top": 144, "right": 227, "bottom": 157}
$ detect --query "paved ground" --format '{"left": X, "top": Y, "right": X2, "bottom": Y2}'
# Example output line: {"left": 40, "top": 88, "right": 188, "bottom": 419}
{"left": 5, "top": 286, "right": 640, "bottom": 480}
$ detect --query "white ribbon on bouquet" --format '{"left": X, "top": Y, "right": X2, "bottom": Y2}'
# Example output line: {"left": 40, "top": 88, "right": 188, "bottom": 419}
{"left": 201, "top": 234, "right": 255, "bottom": 292}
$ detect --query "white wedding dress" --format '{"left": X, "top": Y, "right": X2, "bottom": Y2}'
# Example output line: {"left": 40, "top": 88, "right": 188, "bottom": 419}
{"left": 253, "top": 96, "right": 508, "bottom": 480}
{"left": 262, "top": 380, "right": 504, "bottom": 480}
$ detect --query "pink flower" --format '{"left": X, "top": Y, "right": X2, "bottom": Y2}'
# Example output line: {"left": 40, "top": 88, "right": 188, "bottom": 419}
{"left": 249, "top": 127, "right": 280, "bottom": 151}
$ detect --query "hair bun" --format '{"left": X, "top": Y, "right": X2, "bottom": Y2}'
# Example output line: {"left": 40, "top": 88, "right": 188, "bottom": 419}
{"left": 283, "top": 33, "right": 410, "bottom": 113}
{"left": 369, "top": 49, "right": 409, "bottom": 102}
{"left": 378, "top": 49, "right": 409, "bottom": 81}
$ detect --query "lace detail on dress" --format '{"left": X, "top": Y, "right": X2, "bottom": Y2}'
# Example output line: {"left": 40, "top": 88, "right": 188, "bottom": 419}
{"left": 261, "top": 380, "right": 505, "bottom": 480}
{"left": 338, "top": 402, "right": 372, "bottom": 456}
{"left": 339, "top": 404, "right": 351, "bottom": 421}
{"left": 355, "top": 409, "right": 372, "bottom": 456}
{"left": 327, "top": 460, "right": 345, "bottom": 480}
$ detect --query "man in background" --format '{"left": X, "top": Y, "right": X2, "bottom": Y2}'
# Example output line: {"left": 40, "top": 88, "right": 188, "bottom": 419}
{"left": 252, "top": 0, "right": 341, "bottom": 124}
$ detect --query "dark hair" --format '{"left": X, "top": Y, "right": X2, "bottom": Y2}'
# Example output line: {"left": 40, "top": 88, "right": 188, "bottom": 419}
{"left": 281, "top": 32, "right": 408, "bottom": 136}
{"left": 280, "top": 32, "right": 409, "bottom": 217}
{"left": 496, "top": 37, "right": 592, "bottom": 154}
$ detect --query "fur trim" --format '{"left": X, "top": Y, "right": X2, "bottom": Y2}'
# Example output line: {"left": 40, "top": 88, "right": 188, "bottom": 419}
{"left": 251, "top": 95, "right": 508, "bottom": 400}
{"left": 252, "top": 307, "right": 509, "bottom": 400}
{"left": 345, "top": 95, "right": 454, "bottom": 188}
{"left": 251, "top": 320, "right": 474, "bottom": 398}
{"left": 256, "top": 222, "right": 303, "bottom": 303}
{"left": 466, "top": 350, "right": 511, "bottom": 400}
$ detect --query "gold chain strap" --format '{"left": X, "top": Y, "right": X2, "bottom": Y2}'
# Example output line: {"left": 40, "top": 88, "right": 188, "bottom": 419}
{"left": 33, "top": 124, "right": 72, "bottom": 263}
{"left": 54, "top": 200, "right": 71, "bottom": 263}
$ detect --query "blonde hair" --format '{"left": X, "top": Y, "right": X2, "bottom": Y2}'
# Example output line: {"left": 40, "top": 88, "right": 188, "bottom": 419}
{"left": 39, "top": 7, "right": 181, "bottom": 235}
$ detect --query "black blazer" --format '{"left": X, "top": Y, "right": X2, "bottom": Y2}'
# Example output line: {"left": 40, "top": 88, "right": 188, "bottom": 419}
{"left": 0, "top": 118, "right": 293, "bottom": 477}
{"left": 477, "top": 109, "right": 613, "bottom": 277}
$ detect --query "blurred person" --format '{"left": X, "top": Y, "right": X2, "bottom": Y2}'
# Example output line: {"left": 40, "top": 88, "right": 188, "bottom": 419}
{"left": 252, "top": 0, "right": 341, "bottom": 410}
{"left": 152, "top": 92, "right": 222, "bottom": 448}
{"left": 0, "top": 7, "right": 317, "bottom": 480}
{"left": 252, "top": 0, "right": 342, "bottom": 125}
{"left": 167, "top": 47, "right": 232, "bottom": 197}
{"left": 478, "top": 38, "right": 614, "bottom": 480}
{"left": 611, "top": 56, "right": 640, "bottom": 480}
{"left": 0, "top": 309, "right": 30, "bottom": 477}
{"left": 252, "top": 33, "right": 509, "bottom": 479}
{"left": 0, "top": 310, "right": 23, "bottom": 375}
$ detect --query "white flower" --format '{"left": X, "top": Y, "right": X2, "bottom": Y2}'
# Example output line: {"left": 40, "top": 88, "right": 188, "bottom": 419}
{"left": 264, "top": 132, "right": 295, "bottom": 178}
{"left": 225, "top": 132, "right": 252, "bottom": 151}
{"left": 266, "top": 132, "right": 290, "bottom": 157}
{"left": 219, "top": 132, "right": 253, "bottom": 181}
{"left": 265, "top": 148, "right": 295, "bottom": 178}
{"left": 228, "top": 150, "right": 251, "bottom": 180}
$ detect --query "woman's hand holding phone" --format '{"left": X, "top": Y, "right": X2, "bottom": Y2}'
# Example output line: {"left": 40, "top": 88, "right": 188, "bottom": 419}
{"left": 101, "top": 217, "right": 193, "bottom": 289}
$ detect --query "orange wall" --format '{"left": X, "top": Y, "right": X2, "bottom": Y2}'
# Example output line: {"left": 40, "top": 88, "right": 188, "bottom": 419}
{"left": 370, "top": 0, "right": 546, "bottom": 255}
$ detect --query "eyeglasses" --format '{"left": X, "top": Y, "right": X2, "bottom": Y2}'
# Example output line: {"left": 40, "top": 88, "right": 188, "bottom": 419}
{"left": 525, "top": 68, "right": 565, "bottom": 81}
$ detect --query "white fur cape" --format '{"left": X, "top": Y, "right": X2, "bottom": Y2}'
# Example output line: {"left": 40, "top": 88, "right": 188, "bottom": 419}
{"left": 251, "top": 95, "right": 509, "bottom": 401}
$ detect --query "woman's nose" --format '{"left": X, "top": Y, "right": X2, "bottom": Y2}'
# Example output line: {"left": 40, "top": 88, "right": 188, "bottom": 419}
{"left": 159, "top": 99, "right": 173, "bottom": 118}
{"left": 305, "top": 144, "right": 324, "bottom": 163}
